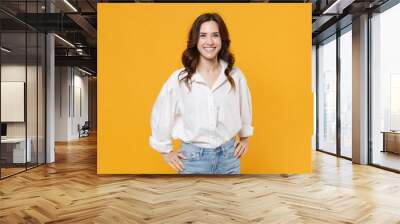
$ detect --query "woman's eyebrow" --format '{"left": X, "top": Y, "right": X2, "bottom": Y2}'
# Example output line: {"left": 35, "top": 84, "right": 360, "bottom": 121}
{"left": 199, "top": 32, "right": 220, "bottom": 34}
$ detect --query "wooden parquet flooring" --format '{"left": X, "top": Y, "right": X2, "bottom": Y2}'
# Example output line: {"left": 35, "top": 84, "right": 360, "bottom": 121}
{"left": 1, "top": 134, "right": 400, "bottom": 223}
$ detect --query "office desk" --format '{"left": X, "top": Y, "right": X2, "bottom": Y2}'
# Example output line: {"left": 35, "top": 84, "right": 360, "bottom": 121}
{"left": 1, "top": 138, "right": 31, "bottom": 163}
{"left": 381, "top": 131, "right": 400, "bottom": 154}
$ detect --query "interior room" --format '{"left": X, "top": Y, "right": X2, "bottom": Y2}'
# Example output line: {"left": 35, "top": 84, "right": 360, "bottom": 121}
{"left": 0, "top": 0, "right": 399, "bottom": 223}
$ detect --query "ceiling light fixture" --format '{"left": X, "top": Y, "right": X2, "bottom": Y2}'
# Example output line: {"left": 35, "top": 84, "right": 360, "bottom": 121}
{"left": 76, "top": 48, "right": 85, "bottom": 55}
{"left": 54, "top": 34, "right": 75, "bottom": 48}
{"left": 78, "top": 67, "right": 93, "bottom": 76}
{"left": 1, "top": 47, "right": 11, "bottom": 53}
{"left": 322, "top": 0, "right": 354, "bottom": 15}
{"left": 63, "top": 0, "right": 78, "bottom": 12}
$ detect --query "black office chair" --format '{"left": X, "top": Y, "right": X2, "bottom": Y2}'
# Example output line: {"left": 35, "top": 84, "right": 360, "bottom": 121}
{"left": 79, "top": 121, "right": 90, "bottom": 138}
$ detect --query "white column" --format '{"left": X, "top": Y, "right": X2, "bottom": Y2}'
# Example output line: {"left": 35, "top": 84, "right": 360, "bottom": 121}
{"left": 45, "top": 1, "right": 55, "bottom": 163}
{"left": 46, "top": 33, "right": 55, "bottom": 163}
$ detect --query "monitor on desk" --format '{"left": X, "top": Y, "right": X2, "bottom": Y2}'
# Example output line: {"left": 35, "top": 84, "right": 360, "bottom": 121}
{"left": 1, "top": 123, "right": 7, "bottom": 138}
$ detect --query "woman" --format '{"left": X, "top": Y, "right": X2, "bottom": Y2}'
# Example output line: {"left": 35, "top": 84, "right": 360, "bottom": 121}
{"left": 149, "top": 13, "right": 253, "bottom": 174}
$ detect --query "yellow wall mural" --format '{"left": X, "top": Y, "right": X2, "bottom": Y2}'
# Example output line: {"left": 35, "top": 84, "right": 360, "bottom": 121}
{"left": 98, "top": 3, "right": 312, "bottom": 174}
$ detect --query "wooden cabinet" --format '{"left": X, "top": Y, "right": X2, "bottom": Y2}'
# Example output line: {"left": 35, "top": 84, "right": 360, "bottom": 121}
{"left": 382, "top": 132, "right": 400, "bottom": 154}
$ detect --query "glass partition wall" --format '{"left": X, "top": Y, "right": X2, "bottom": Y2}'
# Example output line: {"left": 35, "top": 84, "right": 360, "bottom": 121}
{"left": 370, "top": 3, "right": 400, "bottom": 172}
{"left": 316, "top": 26, "right": 352, "bottom": 159}
{"left": 339, "top": 27, "right": 352, "bottom": 159}
{"left": 0, "top": 30, "right": 27, "bottom": 177}
{"left": 317, "top": 35, "right": 337, "bottom": 155}
{"left": 316, "top": 0, "right": 400, "bottom": 172}
{"left": 0, "top": 1, "right": 46, "bottom": 179}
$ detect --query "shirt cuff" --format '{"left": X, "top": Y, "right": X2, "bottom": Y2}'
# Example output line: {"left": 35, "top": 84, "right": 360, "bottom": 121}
{"left": 149, "top": 136, "right": 173, "bottom": 154}
{"left": 239, "top": 125, "right": 254, "bottom": 137}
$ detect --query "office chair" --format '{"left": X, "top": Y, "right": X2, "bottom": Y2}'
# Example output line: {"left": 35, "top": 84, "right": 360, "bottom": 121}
{"left": 79, "top": 121, "right": 90, "bottom": 138}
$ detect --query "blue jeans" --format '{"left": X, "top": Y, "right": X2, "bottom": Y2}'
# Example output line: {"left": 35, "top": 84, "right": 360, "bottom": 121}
{"left": 179, "top": 138, "right": 240, "bottom": 174}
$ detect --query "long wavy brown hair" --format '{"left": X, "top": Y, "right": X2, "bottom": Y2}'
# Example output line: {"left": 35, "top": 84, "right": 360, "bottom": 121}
{"left": 178, "top": 13, "right": 236, "bottom": 92}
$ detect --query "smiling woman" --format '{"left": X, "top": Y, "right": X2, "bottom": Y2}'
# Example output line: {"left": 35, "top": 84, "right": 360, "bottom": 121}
{"left": 149, "top": 13, "right": 254, "bottom": 174}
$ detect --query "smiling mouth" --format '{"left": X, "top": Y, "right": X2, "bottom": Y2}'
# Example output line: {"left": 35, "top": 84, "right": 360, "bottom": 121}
{"left": 203, "top": 47, "right": 216, "bottom": 52}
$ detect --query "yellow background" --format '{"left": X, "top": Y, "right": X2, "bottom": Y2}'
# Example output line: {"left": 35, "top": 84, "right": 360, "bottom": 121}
{"left": 98, "top": 3, "right": 312, "bottom": 174}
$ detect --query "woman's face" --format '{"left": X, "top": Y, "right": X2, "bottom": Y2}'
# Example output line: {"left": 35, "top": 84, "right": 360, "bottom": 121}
{"left": 197, "top": 20, "right": 222, "bottom": 61}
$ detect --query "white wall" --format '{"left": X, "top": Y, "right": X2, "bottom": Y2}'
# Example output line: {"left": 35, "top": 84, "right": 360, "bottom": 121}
{"left": 55, "top": 66, "right": 70, "bottom": 141}
{"left": 1, "top": 65, "right": 40, "bottom": 137}
{"left": 73, "top": 73, "right": 89, "bottom": 138}
{"left": 55, "top": 67, "right": 89, "bottom": 141}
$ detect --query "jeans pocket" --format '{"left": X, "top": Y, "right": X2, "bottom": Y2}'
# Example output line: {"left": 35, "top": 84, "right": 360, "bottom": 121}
{"left": 181, "top": 144, "right": 201, "bottom": 161}
{"left": 223, "top": 145, "right": 236, "bottom": 158}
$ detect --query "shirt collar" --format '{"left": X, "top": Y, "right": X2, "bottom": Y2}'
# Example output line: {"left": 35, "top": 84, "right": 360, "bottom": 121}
{"left": 191, "top": 60, "right": 229, "bottom": 92}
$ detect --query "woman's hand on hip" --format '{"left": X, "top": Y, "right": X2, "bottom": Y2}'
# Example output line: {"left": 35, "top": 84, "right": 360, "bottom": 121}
{"left": 234, "top": 137, "right": 249, "bottom": 159}
{"left": 161, "top": 151, "right": 186, "bottom": 172}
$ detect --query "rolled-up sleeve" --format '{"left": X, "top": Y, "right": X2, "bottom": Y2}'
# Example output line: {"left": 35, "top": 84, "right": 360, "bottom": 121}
{"left": 238, "top": 74, "right": 254, "bottom": 137}
{"left": 149, "top": 78, "right": 178, "bottom": 153}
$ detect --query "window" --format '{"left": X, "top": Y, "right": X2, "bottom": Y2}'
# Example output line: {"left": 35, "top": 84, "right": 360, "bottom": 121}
{"left": 339, "top": 28, "right": 352, "bottom": 158}
{"left": 371, "top": 3, "right": 400, "bottom": 171}
{"left": 317, "top": 35, "right": 337, "bottom": 154}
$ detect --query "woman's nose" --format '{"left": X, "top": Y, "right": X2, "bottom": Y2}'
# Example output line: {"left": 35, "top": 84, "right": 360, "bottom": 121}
{"left": 205, "top": 36, "right": 214, "bottom": 45}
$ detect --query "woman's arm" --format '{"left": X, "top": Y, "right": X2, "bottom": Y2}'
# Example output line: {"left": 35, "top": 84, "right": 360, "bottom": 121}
{"left": 149, "top": 75, "right": 186, "bottom": 171}
{"left": 234, "top": 73, "right": 254, "bottom": 158}
{"left": 238, "top": 74, "right": 254, "bottom": 138}
{"left": 149, "top": 80, "right": 177, "bottom": 154}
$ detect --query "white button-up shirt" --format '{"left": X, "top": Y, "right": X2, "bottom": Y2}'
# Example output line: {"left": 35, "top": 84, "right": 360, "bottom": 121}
{"left": 149, "top": 60, "right": 253, "bottom": 153}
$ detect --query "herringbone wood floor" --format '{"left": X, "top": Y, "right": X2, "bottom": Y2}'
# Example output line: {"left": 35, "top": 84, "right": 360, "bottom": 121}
{"left": 1, "top": 134, "right": 400, "bottom": 224}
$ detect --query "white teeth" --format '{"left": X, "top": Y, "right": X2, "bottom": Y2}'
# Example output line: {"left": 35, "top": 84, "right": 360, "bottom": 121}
{"left": 204, "top": 47, "right": 215, "bottom": 52}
